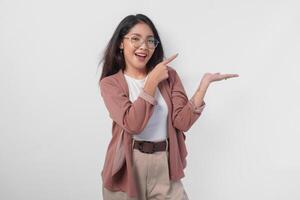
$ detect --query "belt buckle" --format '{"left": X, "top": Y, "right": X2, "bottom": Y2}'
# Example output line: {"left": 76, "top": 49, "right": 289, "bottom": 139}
{"left": 138, "top": 141, "right": 155, "bottom": 154}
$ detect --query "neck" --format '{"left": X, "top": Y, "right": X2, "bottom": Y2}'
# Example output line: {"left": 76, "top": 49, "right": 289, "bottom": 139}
{"left": 123, "top": 67, "right": 147, "bottom": 79}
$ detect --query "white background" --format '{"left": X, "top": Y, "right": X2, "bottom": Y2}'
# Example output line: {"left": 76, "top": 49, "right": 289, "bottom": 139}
{"left": 1, "top": 0, "right": 300, "bottom": 199}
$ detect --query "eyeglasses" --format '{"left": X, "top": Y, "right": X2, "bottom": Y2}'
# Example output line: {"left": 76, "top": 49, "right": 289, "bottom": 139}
{"left": 123, "top": 35, "right": 159, "bottom": 49}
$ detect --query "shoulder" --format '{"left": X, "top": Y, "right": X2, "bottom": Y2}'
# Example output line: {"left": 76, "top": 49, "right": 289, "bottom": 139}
{"left": 99, "top": 72, "right": 123, "bottom": 92}
{"left": 167, "top": 66, "right": 181, "bottom": 84}
{"left": 167, "top": 66, "right": 177, "bottom": 75}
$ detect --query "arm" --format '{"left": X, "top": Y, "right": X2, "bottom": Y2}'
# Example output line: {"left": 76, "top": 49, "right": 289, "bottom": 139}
{"left": 100, "top": 77, "right": 158, "bottom": 135}
{"left": 190, "top": 78, "right": 209, "bottom": 110}
{"left": 171, "top": 70, "right": 206, "bottom": 132}
{"left": 172, "top": 71, "right": 239, "bottom": 132}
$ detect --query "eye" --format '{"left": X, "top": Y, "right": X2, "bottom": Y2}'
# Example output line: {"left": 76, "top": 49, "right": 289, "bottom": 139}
{"left": 131, "top": 36, "right": 141, "bottom": 41}
{"left": 148, "top": 39, "right": 155, "bottom": 44}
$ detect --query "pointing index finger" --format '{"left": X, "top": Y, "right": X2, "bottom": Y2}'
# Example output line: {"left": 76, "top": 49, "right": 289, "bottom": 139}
{"left": 162, "top": 53, "right": 178, "bottom": 65}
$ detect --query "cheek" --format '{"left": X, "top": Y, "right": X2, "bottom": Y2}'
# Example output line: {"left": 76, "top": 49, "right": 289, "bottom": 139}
{"left": 123, "top": 44, "right": 135, "bottom": 56}
{"left": 149, "top": 50, "right": 154, "bottom": 56}
{"left": 148, "top": 51, "right": 155, "bottom": 59}
{"left": 124, "top": 48, "right": 135, "bottom": 59}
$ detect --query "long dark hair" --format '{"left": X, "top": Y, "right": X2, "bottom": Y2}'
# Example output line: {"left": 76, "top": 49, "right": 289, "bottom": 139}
{"left": 98, "top": 14, "right": 164, "bottom": 85}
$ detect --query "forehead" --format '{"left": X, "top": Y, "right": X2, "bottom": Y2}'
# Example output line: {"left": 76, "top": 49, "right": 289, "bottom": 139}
{"left": 127, "top": 23, "right": 154, "bottom": 37}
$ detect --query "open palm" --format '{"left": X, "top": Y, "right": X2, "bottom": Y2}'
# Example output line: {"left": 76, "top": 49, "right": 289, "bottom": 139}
{"left": 203, "top": 72, "right": 239, "bottom": 84}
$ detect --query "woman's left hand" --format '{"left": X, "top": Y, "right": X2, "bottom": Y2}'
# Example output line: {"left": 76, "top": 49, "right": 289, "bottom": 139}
{"left": 191, "top": 72, "right": 239, "bottom": 108}
{"left": 201, "top": 72, "right": 239, "bottom": 86}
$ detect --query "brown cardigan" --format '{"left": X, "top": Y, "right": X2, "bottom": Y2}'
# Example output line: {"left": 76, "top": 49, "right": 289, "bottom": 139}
{"left": 99, "top": 66, "right": 206, "bottom": 198}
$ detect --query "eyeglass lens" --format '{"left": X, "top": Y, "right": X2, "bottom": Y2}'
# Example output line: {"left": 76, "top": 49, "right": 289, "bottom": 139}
{"left": 130, "top": 36, "right": 158, "bottom": 49}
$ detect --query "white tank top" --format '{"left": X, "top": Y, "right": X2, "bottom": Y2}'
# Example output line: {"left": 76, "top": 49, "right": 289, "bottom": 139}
{"left": 124, "top": 73, "right": 168, "bottom": 142}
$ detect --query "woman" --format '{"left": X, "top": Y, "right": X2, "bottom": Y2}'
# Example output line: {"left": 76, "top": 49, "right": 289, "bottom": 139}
{"left": 98, "top": 14, "right": 239, "bottom": 200}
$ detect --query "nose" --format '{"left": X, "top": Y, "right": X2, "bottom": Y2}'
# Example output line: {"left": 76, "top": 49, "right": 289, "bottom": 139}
{"left": 139, "top": 41, "right": 148, "bottom": 50}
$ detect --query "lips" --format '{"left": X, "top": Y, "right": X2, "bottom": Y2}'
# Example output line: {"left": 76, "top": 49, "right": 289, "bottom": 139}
{"left": 135, "top": 52, "right": 147, "bottom": 57}
{"left": 134, "top": 52, "right": 147, "bottom": 61}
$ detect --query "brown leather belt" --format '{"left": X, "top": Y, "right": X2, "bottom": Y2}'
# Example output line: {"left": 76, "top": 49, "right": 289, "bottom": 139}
{"left": 133, "top": 138, "right": 169, "bottom": 154}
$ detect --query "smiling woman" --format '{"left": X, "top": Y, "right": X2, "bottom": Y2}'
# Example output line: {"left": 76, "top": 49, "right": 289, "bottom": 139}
{"left": 99, "top": 14, "right": 164, "bottom": 81}
{"left": 120, "top": 28, "right": 159, "bottom": 64}
{"left": 98, "top": 13, "right": 238, "bottom": 200}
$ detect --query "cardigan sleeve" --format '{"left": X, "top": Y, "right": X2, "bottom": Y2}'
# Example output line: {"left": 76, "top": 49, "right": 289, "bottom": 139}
{"left": 100, "top": 78, "right": 157, "bottom": 135}
{"left": 169, "top": 68, "right": 206, "bottom": 132}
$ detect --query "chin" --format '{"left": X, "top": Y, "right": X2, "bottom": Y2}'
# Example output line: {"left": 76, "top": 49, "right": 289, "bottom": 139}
{"left": 136, "top": 65, "right": 147, "bottom": 70}
{"left": 133, "top": 62, "right": 147, "bottom": 68}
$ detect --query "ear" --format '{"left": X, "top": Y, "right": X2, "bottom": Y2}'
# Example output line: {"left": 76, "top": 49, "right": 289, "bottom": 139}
{"left": 119, "top": 42, "right": 124, "bottom": 49}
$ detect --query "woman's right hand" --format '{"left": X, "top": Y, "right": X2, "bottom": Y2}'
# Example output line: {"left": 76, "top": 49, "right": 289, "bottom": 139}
{"left": 147, "top": 53, "right": 179, "bottom": 85}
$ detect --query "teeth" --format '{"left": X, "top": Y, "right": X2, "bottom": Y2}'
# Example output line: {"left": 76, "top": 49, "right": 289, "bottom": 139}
{"left": 135, "top": 53, "right": 147, "bottom": 57}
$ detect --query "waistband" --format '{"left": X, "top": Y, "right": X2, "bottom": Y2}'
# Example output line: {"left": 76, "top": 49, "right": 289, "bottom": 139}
{"left": 131, "top": 138, "right": 169, "bottom": 154}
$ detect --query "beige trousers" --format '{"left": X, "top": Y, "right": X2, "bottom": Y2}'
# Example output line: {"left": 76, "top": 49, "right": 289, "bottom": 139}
{"left": 102, "top": 140, "right": 189, "bottom": 200}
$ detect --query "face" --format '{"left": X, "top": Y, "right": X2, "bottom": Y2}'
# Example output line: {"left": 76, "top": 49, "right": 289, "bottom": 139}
{"left": 120, "top": 23, "right": 156, "bottom": 71}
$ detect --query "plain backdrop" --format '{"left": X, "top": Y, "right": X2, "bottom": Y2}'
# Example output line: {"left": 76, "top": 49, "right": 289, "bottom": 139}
{"left": 1, "top": 0, "right": 300, "bottom": 199}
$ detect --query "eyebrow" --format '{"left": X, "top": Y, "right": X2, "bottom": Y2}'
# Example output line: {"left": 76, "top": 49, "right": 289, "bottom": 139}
{"left": 130, "top": 33, "right": 154, "bottom": 37}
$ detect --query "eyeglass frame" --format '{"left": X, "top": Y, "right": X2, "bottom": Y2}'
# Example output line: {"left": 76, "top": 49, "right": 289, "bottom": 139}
{"left": 123, "top": 35, "right": 160, "bottom": 49}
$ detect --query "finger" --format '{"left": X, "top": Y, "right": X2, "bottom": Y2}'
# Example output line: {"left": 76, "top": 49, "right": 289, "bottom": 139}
{"left": 162, "top": 53, "right": 178, "bottom": 65}
{"left": 223, "top": 74, "right": 239, "bottom": 80}
{"left": 226, "top": 74, "right": 239, "bottom": 78}
{"left": 222, "top": 74, "right": 238, "bottom": 78}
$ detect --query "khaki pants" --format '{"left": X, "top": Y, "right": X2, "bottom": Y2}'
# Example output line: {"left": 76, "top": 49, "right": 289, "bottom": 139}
{"left": 102, "top": 139, "right": 189, "bottom": 200}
